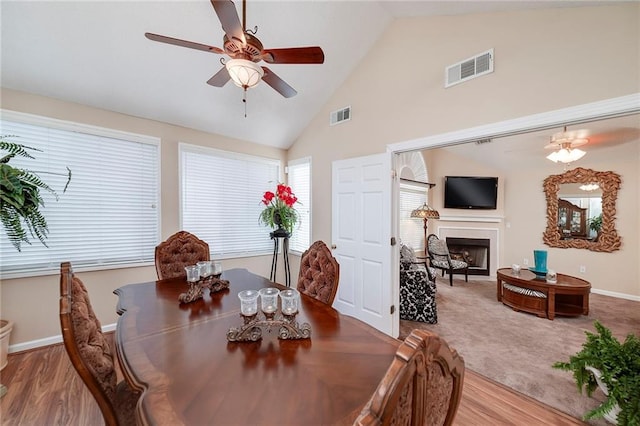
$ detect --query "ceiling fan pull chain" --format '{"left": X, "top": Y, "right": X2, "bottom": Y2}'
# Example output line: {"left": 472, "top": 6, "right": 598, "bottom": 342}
{"left": 243, "top": 88, "right": 248, "bottom": 118}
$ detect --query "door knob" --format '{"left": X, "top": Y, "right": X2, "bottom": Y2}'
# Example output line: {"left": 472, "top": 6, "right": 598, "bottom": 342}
{"left": 331, "top": 244, "right": 337, "bottom": 249}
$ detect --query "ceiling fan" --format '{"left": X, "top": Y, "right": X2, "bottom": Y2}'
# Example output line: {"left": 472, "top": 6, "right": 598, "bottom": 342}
{"left": 145, "top": 0, "right": 324, "bottom": 98}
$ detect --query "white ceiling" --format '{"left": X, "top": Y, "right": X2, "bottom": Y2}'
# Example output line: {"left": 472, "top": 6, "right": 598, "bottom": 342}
{"left": 0, "top": 0, "right": 621, "bottom": 149}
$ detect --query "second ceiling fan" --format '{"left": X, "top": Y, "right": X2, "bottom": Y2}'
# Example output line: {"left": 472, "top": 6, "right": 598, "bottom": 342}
{"left": 145, "top": 0, "right": 324, "bottom": 98}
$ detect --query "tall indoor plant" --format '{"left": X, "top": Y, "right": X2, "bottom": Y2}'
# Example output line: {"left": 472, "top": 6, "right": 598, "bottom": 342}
{"left": 1, "top": 136, "right": 71, "bottom": 251}
{"left": 552, "top": 320, "right": 640, "bottom": 425}
{"left": 0, "top": 135, "right": 71, "bottom": 391}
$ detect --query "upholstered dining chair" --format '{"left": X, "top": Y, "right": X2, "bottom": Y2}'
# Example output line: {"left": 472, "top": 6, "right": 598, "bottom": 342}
{"left": 355, "top": 329, "right": 465, "bottom": 426}
{"left": 426, "top": 234, "right": 468, "bottom": 286}
{"left": 399, "top": 244, "right": 438, "bottom": 324}
{"left": 297, "top": 240, "right": 340, "bottom": 305}
{"left": 59, "top": 262, "right": 140, "bottom": 426}
{"left": 155, "top": 230, "right": 210, "bottom": 280}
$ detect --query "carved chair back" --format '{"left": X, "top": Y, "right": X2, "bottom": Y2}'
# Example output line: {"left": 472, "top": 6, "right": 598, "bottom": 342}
{"left": 355, "top": 329, "right": 465, "bottom": 426}
{"left": 297, "top": 240, "right": 340, "bottom": 305}
{"left": 59, "top": 262, "right": 138, "bottom": 426}
{"left": 155, "top": 231, "right": 210, "bottom": 280}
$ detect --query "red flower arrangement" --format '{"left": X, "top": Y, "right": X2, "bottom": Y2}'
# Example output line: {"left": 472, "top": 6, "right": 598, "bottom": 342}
{"left": 259, "top": 183, "right": 299, "bottom": 234}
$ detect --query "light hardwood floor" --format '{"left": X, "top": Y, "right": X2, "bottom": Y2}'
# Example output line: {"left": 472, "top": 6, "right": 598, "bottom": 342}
{"left": 0, "top": 333, "right": 586, "bottom": 426}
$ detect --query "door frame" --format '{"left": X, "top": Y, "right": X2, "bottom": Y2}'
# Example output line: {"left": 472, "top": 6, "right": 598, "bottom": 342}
{"left": 387, "top": 94, "right": 639, "bottom": 154}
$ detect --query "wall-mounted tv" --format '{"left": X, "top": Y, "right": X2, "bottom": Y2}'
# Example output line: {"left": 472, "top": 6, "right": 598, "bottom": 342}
{"left": 444, "top": 176, "right": 498, "bottom": 210}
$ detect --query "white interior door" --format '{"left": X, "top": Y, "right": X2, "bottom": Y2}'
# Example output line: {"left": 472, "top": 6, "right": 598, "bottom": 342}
{"left": 331, "top": 153, "right": 395, "bottom": 336}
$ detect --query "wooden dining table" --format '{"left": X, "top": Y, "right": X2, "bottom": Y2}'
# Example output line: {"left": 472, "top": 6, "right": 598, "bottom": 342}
{"left": 114, "top": 268, "right": 400, "bottom": 425}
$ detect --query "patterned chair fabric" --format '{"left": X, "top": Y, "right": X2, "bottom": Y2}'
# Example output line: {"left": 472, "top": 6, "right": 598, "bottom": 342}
{"left": 400, "top": 244, "right": 438, "bottom": 324}
{"left": 427, "top": 234, "right": 469, "bottom": 286}
{"left": 59, "top": 262, "right": 140, "bottom": 426}
{"left": 355, "top": 329, "right": 465, "bottom": 426}
{"left": 297, "top": 240, "right": 340, "bottom": 305}
{"left": 155, "top": 231, "right": 210, "bottom": 280}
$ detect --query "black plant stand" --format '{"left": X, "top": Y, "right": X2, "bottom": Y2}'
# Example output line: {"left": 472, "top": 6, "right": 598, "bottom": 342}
{"left": 270, "top": 228, "right": 291, "bottom": 287}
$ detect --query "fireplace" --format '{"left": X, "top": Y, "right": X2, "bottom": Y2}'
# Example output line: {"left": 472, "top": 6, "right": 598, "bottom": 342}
{"left": 445, "top": 237, "right": 490, "bottom": 276}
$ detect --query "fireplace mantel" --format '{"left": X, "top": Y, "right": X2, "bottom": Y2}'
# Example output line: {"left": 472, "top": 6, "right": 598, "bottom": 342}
{"left": 439, "top": 215, "right": 503, "bottom": 223}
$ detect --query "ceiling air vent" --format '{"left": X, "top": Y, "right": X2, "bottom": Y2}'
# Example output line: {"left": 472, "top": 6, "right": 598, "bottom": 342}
{"left": 445, "top": 49, "right": 494, "bottom": 88}
{"left": 330, "top": 106, "right": 351, "bottom": 126}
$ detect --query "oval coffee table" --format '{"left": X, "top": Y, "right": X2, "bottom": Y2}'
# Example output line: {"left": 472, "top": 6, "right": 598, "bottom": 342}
{"left": 496, "top": 268, "right": 590, "bottom": 320}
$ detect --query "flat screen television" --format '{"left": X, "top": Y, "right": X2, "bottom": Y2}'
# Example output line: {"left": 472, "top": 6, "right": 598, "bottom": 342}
{"left": 444, "top": 176, "right": 498, "bottom": 210}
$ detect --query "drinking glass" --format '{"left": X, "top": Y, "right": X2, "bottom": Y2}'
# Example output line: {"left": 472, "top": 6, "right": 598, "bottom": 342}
{"left": 259, "top": 288, "right": 279, "bottom": 315}
{"left": 238, "top": 290, "right": 259, "bottom": 316}
{"left": 185, "top": 265, "right": 200, "bottom": 283}
{"left": 279, "top": 288, "right": 299, "bottom": 315}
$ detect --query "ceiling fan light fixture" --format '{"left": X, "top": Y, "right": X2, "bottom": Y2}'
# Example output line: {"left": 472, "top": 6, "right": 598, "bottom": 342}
{"left": 546, "top": 145, "right": 586, "bottom": 163}
{"left": 226, "top": 58, "right": 263, "bottom": 89}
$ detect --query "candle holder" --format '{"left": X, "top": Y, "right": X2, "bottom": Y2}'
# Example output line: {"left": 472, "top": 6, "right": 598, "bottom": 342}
{"left": 227, "top": 288, "right": 310, "bottom": 342}
{"left": 179, "top": 263, "right": 229, "bottom": 304}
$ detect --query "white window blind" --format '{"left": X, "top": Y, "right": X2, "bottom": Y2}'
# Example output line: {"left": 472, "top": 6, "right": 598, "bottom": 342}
{"left": 287, "top": 158, "right": 311, "bottom": 253}
{"left": 399, "top": 182, "right": 427, "bottom": 252}
{"left": 0, "top": 112, "right": 160, "bottom": 277}
{"left": 180, "top": 144, "right": 280, "bottom": 258}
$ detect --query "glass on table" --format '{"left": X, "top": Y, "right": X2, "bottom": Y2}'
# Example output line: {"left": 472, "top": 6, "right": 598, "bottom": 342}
{"left": 185, "top": 265, "right": 200, "bottom": 283}
{"left": 197, "top": 261, "right": 213, "bottom": 278}
{"left": 213, "top": 261, "right": 223, "bottom": 276}
{"left": 238, "top": 290, "right": 259, "bottom": 316}
{"left": 259, "top": 287, "right": 279, "bottom": 315}
{"left": 279, "top": 288, "right": 300, "bottom": 315}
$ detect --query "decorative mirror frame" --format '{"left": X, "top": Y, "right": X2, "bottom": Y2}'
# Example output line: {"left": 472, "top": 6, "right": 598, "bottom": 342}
{"left": 543, "top": 167, "right": 621, "bottom": 252}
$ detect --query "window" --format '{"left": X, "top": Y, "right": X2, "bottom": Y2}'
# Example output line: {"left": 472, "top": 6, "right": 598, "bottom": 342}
{"left": 0, "top": 111, "right": 160, "bottom": 278}
{"left": 287, "top": 158, "right": 311, "bottom": 253}
{"left": 399, "top": 181, "right": 427, "bottom": 253}
{"left": 180, "top": 144, "right": 280, "bottom": 258}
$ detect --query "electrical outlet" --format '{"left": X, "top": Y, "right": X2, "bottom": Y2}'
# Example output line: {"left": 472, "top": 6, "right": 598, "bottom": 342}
{"left": 523, "top": 258, "right": 529, "bottom": 266}
{"left": 580, "top": 265, "right": 586, "bottom": 273}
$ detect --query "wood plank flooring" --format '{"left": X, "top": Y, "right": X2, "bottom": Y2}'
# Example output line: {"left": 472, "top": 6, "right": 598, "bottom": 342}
{"left": 0, "top": 333, "right": 586, "bottom": 425}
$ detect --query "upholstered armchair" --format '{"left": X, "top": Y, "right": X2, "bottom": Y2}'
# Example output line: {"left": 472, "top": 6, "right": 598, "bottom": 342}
{"left": 400, "top": 244, "right": 437, "bottom": 324}
{"left": 427, "top": 234, "right": 468, "bottom": 286}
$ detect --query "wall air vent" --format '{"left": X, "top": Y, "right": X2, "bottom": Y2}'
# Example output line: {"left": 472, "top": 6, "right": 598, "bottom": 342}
{"left": 330, "top": 106, "right": 351, "bottom": 126}
{"left": 445, "top": 49, "right": 494, "bottom": 88}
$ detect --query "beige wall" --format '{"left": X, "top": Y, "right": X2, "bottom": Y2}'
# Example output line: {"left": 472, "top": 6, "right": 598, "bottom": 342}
{"left": 0, "top": 88, "right": 293, "bottom": 346}
{"left": 287, "top": 4, "right": 639, "bottom": 292}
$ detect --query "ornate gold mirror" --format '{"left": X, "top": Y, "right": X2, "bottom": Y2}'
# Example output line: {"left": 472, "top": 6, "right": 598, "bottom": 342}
{"left": 543, "top": 167, "right": 621, "bottom": 252}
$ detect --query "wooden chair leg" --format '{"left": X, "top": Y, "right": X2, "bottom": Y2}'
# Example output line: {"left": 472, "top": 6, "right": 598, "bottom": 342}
{"left": 465, "top": 269, "right": 468, "bottom": 282}
{"left": 449, "top": 270, "right": 453, "bottom": 286}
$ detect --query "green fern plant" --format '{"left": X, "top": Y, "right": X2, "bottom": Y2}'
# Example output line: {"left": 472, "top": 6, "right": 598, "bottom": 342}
{"left": 553, "top": 320, "right": 640, "bottom": 425}
{"left": 0, "top": 135, "right": 71, "bottom": 251}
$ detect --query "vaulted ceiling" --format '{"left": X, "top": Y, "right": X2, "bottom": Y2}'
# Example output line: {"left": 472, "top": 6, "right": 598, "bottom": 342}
{"left": 0, "top": 1, "right": 618, "bottom": 149}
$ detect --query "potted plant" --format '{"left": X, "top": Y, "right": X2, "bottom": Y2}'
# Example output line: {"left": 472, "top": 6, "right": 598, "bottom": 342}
{"left": 258, "top": 183, "right": 299, "bottom": 235}
{"left": 552, "top": 320, "right": 640, "bottom": 425}
{"left": 588, "top": 213, "right": 603, "bottom": 241}
{"left": 0, "top": 135, "right": 71, "bottom": 385}
{"left": 1, "top": 136, "right": 71, "bottom": 251}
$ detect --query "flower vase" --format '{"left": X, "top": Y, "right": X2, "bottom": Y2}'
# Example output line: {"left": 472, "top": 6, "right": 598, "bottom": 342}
{"left": 271, "top": 212, "right": 289, "bottom": 238}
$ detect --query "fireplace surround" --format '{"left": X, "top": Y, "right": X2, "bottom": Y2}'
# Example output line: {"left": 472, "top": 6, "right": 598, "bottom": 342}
{"left": 446, "top": 237, "right": 491, "bottom": 276}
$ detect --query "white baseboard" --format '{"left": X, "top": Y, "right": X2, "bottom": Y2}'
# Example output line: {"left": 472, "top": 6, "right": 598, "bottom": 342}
{"left": 591, "top": 288, "right": 640, "bottom": 302}
{"left": 8, "top": 323, "right": 116, "bottom": 354}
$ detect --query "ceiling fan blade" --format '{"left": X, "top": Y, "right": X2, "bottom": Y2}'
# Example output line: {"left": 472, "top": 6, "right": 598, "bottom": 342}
{"left": 145, "top": 32, "right": 224, "bottom": 54}
{"left": 206, "top": 67, "right": 231, "bottom": 87}
{"left": 211, "top": 0, "right": 246, "bottom": 46}
{"left": 261, "top": 47, "right": 324, "bottom": 64}
{"left": 261, "top": 67, "right": 297, "bottom": 98}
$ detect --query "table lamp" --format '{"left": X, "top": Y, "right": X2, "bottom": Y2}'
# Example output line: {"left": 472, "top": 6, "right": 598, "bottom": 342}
{"left": 411, "top": 202, "right": 440, "bottom": 257}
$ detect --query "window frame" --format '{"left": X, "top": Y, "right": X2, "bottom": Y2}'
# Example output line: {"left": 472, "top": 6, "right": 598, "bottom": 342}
{"left": 287, "top": 157, "right": 312, "bottom": 254}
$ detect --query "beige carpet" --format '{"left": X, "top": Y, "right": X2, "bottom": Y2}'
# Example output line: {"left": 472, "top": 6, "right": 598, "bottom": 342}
{"left": 399, "top": 276, "right": 640, "bottom": 425}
